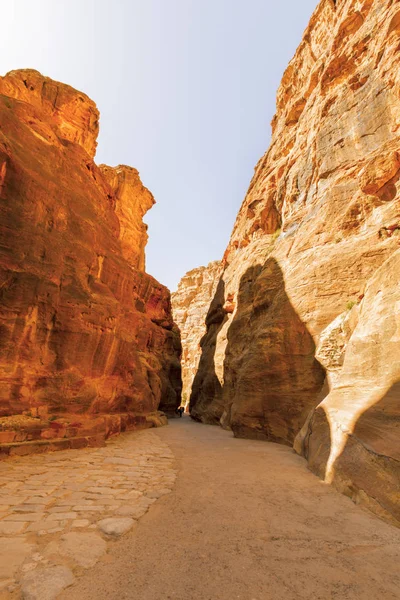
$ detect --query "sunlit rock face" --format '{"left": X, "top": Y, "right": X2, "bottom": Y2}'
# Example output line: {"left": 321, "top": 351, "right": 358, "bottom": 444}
{"left": 171, "top": 261, "right": 222, "bottom": 407}
{"left": 98, "top": 165, "right": 154, "bottom": 272}
{"left": 0, "top": 69, "right": 99, "bottom": 158}
{"left": 189, "top": 0, "right": 400, "bottom": 523}
{"left": 296, "top": 250, "right": 400, "bottom": 525}
{"left": 0, "top": 69, "right": 181, "bottom": 454}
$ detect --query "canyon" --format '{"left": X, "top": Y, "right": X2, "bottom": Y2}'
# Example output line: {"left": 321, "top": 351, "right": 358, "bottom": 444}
{"left": 0, "top": 69, "right": 181, "bottom": 456}
{"left": 0, "top": 1, "right": 395, "bottom": 529}
{"left": 175, "top": 0, "right": 400, "bottom": 526}
{"left": 0, "top": 1, "right": 399, "bottom": 598}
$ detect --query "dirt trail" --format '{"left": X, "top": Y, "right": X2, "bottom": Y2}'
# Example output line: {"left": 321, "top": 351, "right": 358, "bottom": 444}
{"left": 61, "top": 416, "right": 400, "bottom": 600}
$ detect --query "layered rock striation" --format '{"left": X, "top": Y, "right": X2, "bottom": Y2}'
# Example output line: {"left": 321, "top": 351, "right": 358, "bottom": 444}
{"left": 189, "top": 0, "right": 400, "bottom": 524}
{"left": 171, "top": 261, "right": 222, "bottom": 407}
{"left": 0, "top": 69, "right": 181, "bottom": 455}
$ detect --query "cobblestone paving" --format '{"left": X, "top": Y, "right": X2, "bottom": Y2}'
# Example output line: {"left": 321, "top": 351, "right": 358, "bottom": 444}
{"left": 0, "top": 429, "right": 176, "bottom": 599}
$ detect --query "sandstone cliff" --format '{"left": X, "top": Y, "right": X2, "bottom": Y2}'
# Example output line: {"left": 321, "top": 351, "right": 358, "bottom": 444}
{"left": 189, "top": 0, "right": 400, "bottom": 524}
{"left": 0, "top": 69, "right": 181, "bottom": 456}
{"left": 171, "top": 261, "right": 222, "bottom": 407}
{"left": 99, "top": 165, "right": 154, "bottom": 272}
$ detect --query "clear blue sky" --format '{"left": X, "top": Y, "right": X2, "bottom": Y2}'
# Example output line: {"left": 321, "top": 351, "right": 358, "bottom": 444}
{"left": 1, "top": 0, "right": 317, "bottom": 291}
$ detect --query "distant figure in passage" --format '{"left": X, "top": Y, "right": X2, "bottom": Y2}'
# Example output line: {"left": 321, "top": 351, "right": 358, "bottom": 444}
{"left": 175, "top": 406, "right": 185, "bottom": 418}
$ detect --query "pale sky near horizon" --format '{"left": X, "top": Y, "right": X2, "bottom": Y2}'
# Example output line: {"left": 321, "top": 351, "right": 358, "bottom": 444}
{"left": 1, "top": 0, "right": 318, "bottom": 291}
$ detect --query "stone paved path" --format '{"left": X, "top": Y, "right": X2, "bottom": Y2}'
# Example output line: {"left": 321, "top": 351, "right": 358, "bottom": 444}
{"left": 0, "top": 430, "right": 176, "bottom": 599}
{"left": 61, "top": 416, "right": 400, "bottom": 600}
{"left": 1, "top": 417, "right": 400, "bottom": 600}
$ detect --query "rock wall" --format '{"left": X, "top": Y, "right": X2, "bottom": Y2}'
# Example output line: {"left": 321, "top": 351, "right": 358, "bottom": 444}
{"left": 98, "top": 165, "right": 154, "bottom": 272}
{"left": 189, "top": 0, "right": 400, "bottom": 524}
{"left": 171, "top": 261, "right": 222, "bottom": 407}
{"left": 0, "top": 70, "right": 181, "bottom": 455}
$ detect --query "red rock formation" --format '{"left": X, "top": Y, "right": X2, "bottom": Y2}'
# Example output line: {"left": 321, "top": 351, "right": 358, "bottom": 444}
{"left": 189, "top": 0, "right": 400, "bottom": 524}
{"left": 0, "top": 69, "right": 181, "bottom": 456}
{"left": 171, "top": 261, "right": 222, "bottom": 407}
{"left": 99, "top": 165, "right": 154, "bottom": 272}
{"left": 0, "top": 69, "right": 99, "bottom": 158}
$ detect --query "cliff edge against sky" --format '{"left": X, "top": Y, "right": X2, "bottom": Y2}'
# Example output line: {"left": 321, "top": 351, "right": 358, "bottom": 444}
{"left": 183, "top": 0, "right": 399, "bottom": 525}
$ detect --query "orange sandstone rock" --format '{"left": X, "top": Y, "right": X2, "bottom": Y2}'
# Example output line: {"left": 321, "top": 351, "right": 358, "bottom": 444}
{"left": 171, "top": 261, "right": 222, "bottom": 407}
{"left": 99, "top": 165, "right": 155, "bottom": 271}
{"left": 189, "top": 0, "right": 400, "bottom": 523}
{"left": 0, "top": 70, "right": 181, "bottom": 454}
{"left": 0, "top": 69, "right": 99, "bottom": 158}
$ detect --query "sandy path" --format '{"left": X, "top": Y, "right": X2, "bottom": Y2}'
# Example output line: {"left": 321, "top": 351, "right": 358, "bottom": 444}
{"left": 61, "top": 416, "right": 400, "bottom": 600}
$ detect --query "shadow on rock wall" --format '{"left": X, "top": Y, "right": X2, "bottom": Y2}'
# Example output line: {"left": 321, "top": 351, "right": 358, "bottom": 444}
{"left": 301, "top": 381, "right": 400, "bottom": 526}
{"left": 189, "top": 279, "right": 228, "bottom": 424}
{"left": 158, "top": 324, "right": 183, "bottom": 415}
{"left": 337, "top": 382, "right": 399, "bottom": 524}
{"left": 190, "top": 258, "right": 326, "bottom": 446}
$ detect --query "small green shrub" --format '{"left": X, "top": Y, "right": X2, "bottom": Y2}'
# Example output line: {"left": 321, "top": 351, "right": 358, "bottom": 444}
{"left": 346, "top": 300, "right": 356, "bottom": 311}
{"left": 272, "top": 228, "right": 281, "bottom": 242}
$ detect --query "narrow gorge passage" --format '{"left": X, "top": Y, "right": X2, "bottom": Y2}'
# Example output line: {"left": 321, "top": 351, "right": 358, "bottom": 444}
{"left": 61, "top": 417, "right": 400, "bottom": 600}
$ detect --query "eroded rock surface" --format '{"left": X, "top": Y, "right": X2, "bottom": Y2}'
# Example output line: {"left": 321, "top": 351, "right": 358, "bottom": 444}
{"left": 0, "top": 69, "right": 99, "bottom": 158}
{"left": 189, "top": 0, "right": 400, "bottom": 523}
{"left": 0, "top": 69, "right": 181, "bottom": 451}
{"left": 98, "top": 165, "right": 154, "bottom": 272}
{"left": 171, "top": 261, "right": 222, "bottom": 406}
{"left": 296, "top": 250, "right": 400, "bottom": 525}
